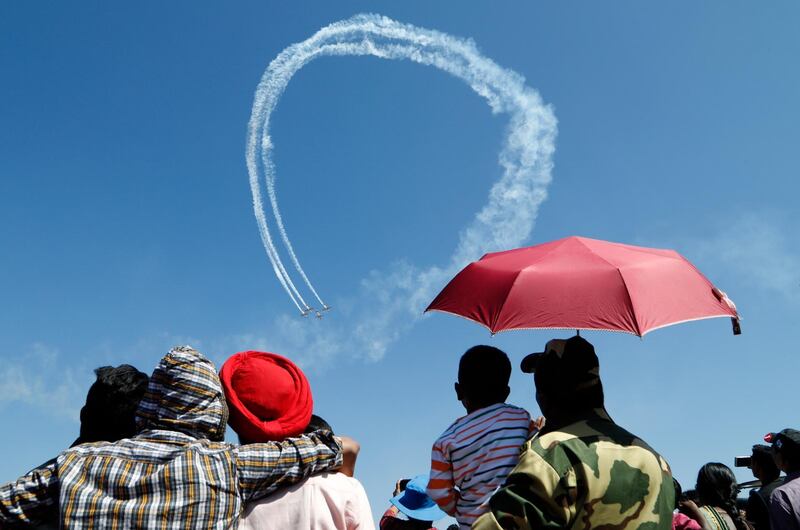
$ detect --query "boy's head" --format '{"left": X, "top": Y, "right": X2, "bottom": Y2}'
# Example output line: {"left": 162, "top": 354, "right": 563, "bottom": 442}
{"left": 455, "top": 345, "right": 511, "bottom": 413}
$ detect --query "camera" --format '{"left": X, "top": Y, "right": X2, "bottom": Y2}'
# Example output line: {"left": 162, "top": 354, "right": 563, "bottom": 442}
{"left": 734, "top": 456, "right": 751, "bottom": 468}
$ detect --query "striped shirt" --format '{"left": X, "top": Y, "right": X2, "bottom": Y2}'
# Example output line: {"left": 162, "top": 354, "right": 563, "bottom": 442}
{"left": 427, "top": 403, "right": 532, "bottom": 528}
{"left": 0, "top": 346, "right": 343, "bottom": 529}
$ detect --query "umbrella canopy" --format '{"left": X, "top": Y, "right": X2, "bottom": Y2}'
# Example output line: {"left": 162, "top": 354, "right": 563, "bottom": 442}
{"left": 426, "top": 236, "right": 740, "bottom": 336}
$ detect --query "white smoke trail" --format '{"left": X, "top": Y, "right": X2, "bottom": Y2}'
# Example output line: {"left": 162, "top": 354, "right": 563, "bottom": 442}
{"left": 247, "top": 14, "right": 557, "bottom": 330}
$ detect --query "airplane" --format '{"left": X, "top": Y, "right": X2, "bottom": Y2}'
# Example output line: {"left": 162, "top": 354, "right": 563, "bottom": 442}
{"left": 315, "top": 311, "right": 323, "bottom": 319}
{"left": 321, "top": 304, "right": 332, "bottom": 312}
{"left": 300, "top": 308, "right": 311, "bottom": 317}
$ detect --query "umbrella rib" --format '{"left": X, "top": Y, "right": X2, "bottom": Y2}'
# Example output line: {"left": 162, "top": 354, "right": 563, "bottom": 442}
{"left": 639, "top": 313, "right": 738, "bottom": 336}
{"left": 486, "top": 239, "right": 571, "bottom": 332}
{"left": 613, "top": 267, "right": 642, "bottom": 337}
{"left": 425, "top": 308, "right": 497, "bottom": 334}
{"left": 483, "top": 236, "right": 572, "bottom": 266}
{"left": 576, "top": 237, "right": 684, "bottom": 262}
{"left": 573, "top": 239, "right": 642, "bottom": 336}
{"left": 489, "top": 268, "right": 526, "bottom": 333}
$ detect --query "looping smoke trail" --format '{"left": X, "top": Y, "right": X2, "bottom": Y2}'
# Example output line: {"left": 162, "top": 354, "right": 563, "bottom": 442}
{"left": 247, "top": 14, "right": 557, "bottom": 321}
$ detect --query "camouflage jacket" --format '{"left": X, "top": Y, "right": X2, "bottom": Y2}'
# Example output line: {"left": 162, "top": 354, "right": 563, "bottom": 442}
{"left": 472, "top": 409, "right": 674, "bottom": 530}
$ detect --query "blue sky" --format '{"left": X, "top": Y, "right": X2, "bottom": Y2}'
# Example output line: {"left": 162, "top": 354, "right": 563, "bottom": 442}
{"left": 1, "top": 1, "right": 799, "bottom": 525}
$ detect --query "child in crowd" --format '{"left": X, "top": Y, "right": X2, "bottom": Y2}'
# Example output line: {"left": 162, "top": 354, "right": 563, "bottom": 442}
{"left": 380, "top": 475, "right": 445, "bottom": 530}
{"left": 427, "top": 345, "right": 539, "bottom": 528}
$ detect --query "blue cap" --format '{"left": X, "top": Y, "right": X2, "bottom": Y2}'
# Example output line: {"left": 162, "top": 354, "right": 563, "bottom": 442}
{"left": 389, "top": 475, "right": 446, "bottom": 522}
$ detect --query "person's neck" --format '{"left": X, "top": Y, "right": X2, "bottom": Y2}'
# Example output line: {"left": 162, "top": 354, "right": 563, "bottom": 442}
{"left": 541, "top": 406, "right": 609, "bottom": 433}
{"left": 465, "top": 400, "right": 504, "bottom": 414}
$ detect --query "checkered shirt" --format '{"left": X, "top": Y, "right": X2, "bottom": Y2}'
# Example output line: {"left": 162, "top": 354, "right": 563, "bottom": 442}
{"left": 0, "top": 346, "right": 342, "bottom": 529}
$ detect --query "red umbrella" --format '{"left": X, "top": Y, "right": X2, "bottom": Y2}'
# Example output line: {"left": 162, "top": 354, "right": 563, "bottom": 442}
{"left": 426, "top": 236, "right": 740, "bottom": 336}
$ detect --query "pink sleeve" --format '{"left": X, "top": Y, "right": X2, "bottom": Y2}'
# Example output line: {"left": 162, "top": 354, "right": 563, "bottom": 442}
{"left": 673, "top": 513, "right": 702, "bottom": 530}
{"left": 346, "top": 478, "right": 376, "bottom": 530}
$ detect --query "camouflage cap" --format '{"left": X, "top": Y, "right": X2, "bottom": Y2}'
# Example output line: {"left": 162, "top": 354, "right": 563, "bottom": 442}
{"left": 520, "top": 335, "right": 600, "bottom": 390}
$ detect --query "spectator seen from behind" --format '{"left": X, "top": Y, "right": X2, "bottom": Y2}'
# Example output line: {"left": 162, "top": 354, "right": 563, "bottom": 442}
{"left": 674, "top": 479, "right": 702, "bottom": 530}
{"left": 682, "top": 462, "right": 751, "bottom": 530}
{"left": 75, "top": 364, "right": 149, "bottom": 445}
{"left": 473, "top": 336, "right": 674, "bottom": 529}
{"left": 0, "top": 346, "right": 344, "bottom": 528}
{"left": 427, "top": 345, "right": 535, "bottom": 528}
{"left": 24, "top": 364, "right": 149, "bottom": 530}
{"left": 746, "top": 444, "right": 783, "bottom": 530}
{"left": 220, "top": 350, "right": 374, "bottom": 530}
{"left": 768, "top": 429, "right": 800, "bottom": 530}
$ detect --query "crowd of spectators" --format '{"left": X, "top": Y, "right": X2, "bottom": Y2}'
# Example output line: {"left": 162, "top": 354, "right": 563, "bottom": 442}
{"left": 0, "top": 338, "right": 797, "bottom": 530}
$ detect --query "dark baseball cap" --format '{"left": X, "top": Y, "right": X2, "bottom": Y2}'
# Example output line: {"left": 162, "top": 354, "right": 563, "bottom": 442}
{"left": 765, "top": 429, "right": 800, "bottom": 452}
{"left": 520, "top": 336, "right": 600, "bottom": 389}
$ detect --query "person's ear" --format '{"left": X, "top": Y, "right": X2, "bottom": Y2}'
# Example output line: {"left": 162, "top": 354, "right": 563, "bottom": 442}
{"left": 455, "top": 382, "right": 463, "bottom": 401}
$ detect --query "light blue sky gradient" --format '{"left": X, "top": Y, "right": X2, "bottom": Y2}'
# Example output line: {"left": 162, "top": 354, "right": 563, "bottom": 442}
{"left": 1, "top": 1, "right": 799, "bottom": 525}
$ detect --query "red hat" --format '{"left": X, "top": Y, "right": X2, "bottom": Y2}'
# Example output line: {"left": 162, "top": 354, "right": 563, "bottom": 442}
{"left": 219, "top": 351, "right": 313, "bottom": 442}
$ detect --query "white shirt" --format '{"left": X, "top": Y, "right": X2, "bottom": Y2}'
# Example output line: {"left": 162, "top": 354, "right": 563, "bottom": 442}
{"left": 238, "top": 472, "right": 376, "bottom": 530}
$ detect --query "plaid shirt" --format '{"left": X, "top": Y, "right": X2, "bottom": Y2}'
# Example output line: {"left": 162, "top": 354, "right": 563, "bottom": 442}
{"left": 0, "top": 346, "right": 342, "bottom": 529}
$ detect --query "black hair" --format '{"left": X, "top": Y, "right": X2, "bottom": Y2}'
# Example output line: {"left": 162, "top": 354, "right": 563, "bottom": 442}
{"left": 696, "top": 462, "right": 749, "bottom": 530}
{"left": 239, "top": 414, "right": 331, "bottom": 446}
{"left": 77, "top": 364, "right": 149, "bottom": 445}
{"left": 457, "top": 345, "right": 511, "bottom": 407}
{"left": 673, "top": 478, "right": 683, "bottom": 510}
{"left": 683, "top": 489, "right": 699, "bottom": 503}
{"left": 752, "top": 444, "right": 780, "bottom": 481}
{"left": 304, "top": 414, "right": 333, "bottom": 434}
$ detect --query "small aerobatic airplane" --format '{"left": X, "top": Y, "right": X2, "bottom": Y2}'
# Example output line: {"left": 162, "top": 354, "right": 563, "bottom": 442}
{"left": 301, "top": 305, "right": 331, "bottom": 319}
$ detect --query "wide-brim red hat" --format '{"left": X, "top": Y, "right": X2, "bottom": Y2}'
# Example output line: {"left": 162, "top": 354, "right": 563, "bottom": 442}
{"left": 219, "top": 351, "right": 313, "bottom": 442}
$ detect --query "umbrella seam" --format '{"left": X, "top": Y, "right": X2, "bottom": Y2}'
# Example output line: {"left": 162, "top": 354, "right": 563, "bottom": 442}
{"left": 489, "top": 268, "right": 525, "bottom": 333}
{"left": 481, "top": 236, "right": 571, "bottom": 262}
{"left": 573, "top": 239, "right": 642, "bottom": 336}
{"left": 424, "top": 308, "right": 496, "bottom": 334}
{"left": 614, "top": 267, "right": 642, "bottom": 337}
{"left": 575, "top": 236, "right": 684, "bottom": 261}
{"left": 486, "top": 238, "right": 572, "bottom": 332}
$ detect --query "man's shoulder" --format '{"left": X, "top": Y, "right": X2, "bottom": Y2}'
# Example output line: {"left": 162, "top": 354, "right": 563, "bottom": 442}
{"left": 59, "top": 432, "right": 233, "bottom": 462}
{"left": 529, "top": 416, "right": 669, "bottom": 479}
{"left": 248, "top": 473, "right": 366, "bottom": 510}
{"left": 518, "top": 417, "right": 673, "bottom": 527}
{"left": 772, "top": 474, "right": 800, "bottom": 500}
{"left": 759, "top": 477, "right": 785, "bottom": 500}
{"left": 307, "top": 472, "right": 366, "bottom": 492}
{"left": 536, "top": 417, "right": 660, "bottom": 453}
{"left": 496, "top": 402, "right": 531, "bottom": 414}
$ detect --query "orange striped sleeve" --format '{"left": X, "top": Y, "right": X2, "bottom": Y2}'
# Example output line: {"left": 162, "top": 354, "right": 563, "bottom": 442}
{"left": 427, "top": 438, "right": 457, "bottom": 514}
